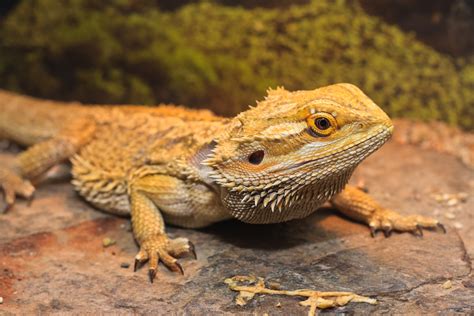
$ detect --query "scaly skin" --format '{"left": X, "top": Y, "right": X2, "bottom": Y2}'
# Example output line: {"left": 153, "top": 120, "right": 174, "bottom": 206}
{"left": 0, "top": 84, "right": 444, "bottom": 291}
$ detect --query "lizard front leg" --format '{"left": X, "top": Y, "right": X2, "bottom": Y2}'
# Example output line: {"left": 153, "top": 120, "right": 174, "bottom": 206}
{"left": 0, "top": 118, "right": 95, "bottom": 212}
{"left": 130, "top": 175, "right": 197, "bottom": 283}
{"left": 330, "top": 186, "right": 445, "bottom": 237}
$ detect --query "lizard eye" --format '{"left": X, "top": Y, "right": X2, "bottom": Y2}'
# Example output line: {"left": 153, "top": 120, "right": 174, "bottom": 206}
{"left": 315, "top": 117, "right": 330, "bottom": 130}
{"left": 248, "top": 150, "right": 264, "bottom": 165}
{"left": 307, "top": 113, "right": 337, "bottom": 137}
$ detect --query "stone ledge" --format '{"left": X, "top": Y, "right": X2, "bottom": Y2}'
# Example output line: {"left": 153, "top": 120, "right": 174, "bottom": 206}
{"left": 0, "top": 137, "right": 473, "bottom": 314}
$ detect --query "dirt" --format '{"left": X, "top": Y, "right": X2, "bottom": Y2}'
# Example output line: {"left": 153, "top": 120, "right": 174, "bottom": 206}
{"left": 0, "top": 120, "right": 473, "bottom": 314}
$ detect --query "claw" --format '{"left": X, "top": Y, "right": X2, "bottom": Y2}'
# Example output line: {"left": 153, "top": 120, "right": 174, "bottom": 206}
{"left": 188, "top": 241, "right": 197, "bottom": 259}
{"left": 382, "top": 227, "right": 392, "bottom": 238}
{"left": 134, "top": 250, "right": 148, "bottom": 272}
{"left": 369, "top": 226, "right": 377, "bottom": 238}
{"left": 0, "top": 189, "right": 14, "bottom": 213}
{"left": 437, "top": 223, "right": 447, "bottom": 234}
{"left": 417, "top": 225, "right": 424, "bottom": 237}
{"left": 358, "top": 186, "right": 369, "bottom": 193}
{"left": 26, "top": 192, "right": 35, "bottom": 207}
{"left": 414, "top": 225, "right": 423, "bottom": 237}
{"left": 134, "top": 258, "right": 140, "bottom": 272}
{"left": 149, "top": 269, "right": 157, "bottom": 283}
{"left": 0, "top": 200, "right": 12, "bottom": 214}
{"left": 174, "top": 261, "right": 184, "bottom": 275}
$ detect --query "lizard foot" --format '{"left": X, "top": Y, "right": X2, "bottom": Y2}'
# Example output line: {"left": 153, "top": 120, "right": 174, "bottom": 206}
{"left": 368, "top": 208, "right": 445, "bottom": 237}
{"left": 134, "top": 234, "right": 196, "bottom": 283}
{"left": 0, "top": 166, "right": 35, "bottom": 213}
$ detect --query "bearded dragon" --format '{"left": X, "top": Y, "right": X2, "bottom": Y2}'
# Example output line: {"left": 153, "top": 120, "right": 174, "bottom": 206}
{"left": 0, "top": 83, "right": 444, "bottom": 291}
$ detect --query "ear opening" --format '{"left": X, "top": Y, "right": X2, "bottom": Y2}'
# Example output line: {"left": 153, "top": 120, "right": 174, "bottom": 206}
{"left": 248, "top": 150, "right": 265, "bottom": 165}
{"left": 191, "top": 139, "right": 218, "bottom": 167}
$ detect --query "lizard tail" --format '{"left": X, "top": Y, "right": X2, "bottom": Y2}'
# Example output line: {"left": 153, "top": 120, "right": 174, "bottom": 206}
{"left": 0, "top": 89, "right": 87, "bottom": 146}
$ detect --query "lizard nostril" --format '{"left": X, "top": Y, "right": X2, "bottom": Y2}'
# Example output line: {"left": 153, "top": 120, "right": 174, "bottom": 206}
{"left": 248, "top": 150, "right": 264, "bottom": 165}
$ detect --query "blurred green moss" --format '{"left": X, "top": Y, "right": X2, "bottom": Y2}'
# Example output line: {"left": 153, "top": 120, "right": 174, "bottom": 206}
{"left": 0, "top": 0, "right": 473, "bottom": 130}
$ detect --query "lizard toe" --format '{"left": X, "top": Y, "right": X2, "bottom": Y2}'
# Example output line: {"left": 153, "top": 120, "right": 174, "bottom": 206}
{"left": 148, "top": 268, "right": 157, "bottom": 283}
{"left": 167, "top": 237, "right": 197, "bottom": 259}
{"left": 134, "top": 234, "right": 193, "bottom": 283}
{"left": 0, "top": 166, "right": 35, "bottom": 213}
{"left": 368, "top": 208, "right": 444, "bottom": 237}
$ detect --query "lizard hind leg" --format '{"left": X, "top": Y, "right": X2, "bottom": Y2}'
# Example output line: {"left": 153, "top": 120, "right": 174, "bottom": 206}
{"left": 0, "top": 118, "right": 95, "bottom": 212}
{"left": 330, "top": 186, "right": 445, "bottom": 237}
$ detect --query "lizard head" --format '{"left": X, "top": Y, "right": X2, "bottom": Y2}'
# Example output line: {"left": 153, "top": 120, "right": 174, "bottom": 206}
{"left": 203, "top": 83, "right": 393, "bottom": 224}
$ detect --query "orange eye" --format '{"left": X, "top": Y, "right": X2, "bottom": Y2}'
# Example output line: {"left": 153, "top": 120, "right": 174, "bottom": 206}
{"left": 306, "top": 113, "right": 337, "bottom": 137}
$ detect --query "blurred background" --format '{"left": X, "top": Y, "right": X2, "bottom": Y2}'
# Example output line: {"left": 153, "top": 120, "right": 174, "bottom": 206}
{"left": 0, "top": 0, "right": 473, "bottom": 130}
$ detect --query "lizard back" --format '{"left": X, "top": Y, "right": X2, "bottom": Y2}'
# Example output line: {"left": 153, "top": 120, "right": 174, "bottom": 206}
{"left": 71, "top": 107, "right": 228, "bottom": 215}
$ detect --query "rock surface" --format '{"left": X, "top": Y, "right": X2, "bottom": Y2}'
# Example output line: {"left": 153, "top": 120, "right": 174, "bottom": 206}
{"left": 1, "top": 135, "right": 473, "bottom": 314}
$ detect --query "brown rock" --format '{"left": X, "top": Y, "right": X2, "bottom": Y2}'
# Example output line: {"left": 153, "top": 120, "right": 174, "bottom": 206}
{"left": 1, "top": 136, "right": 473, "bottom": 314}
